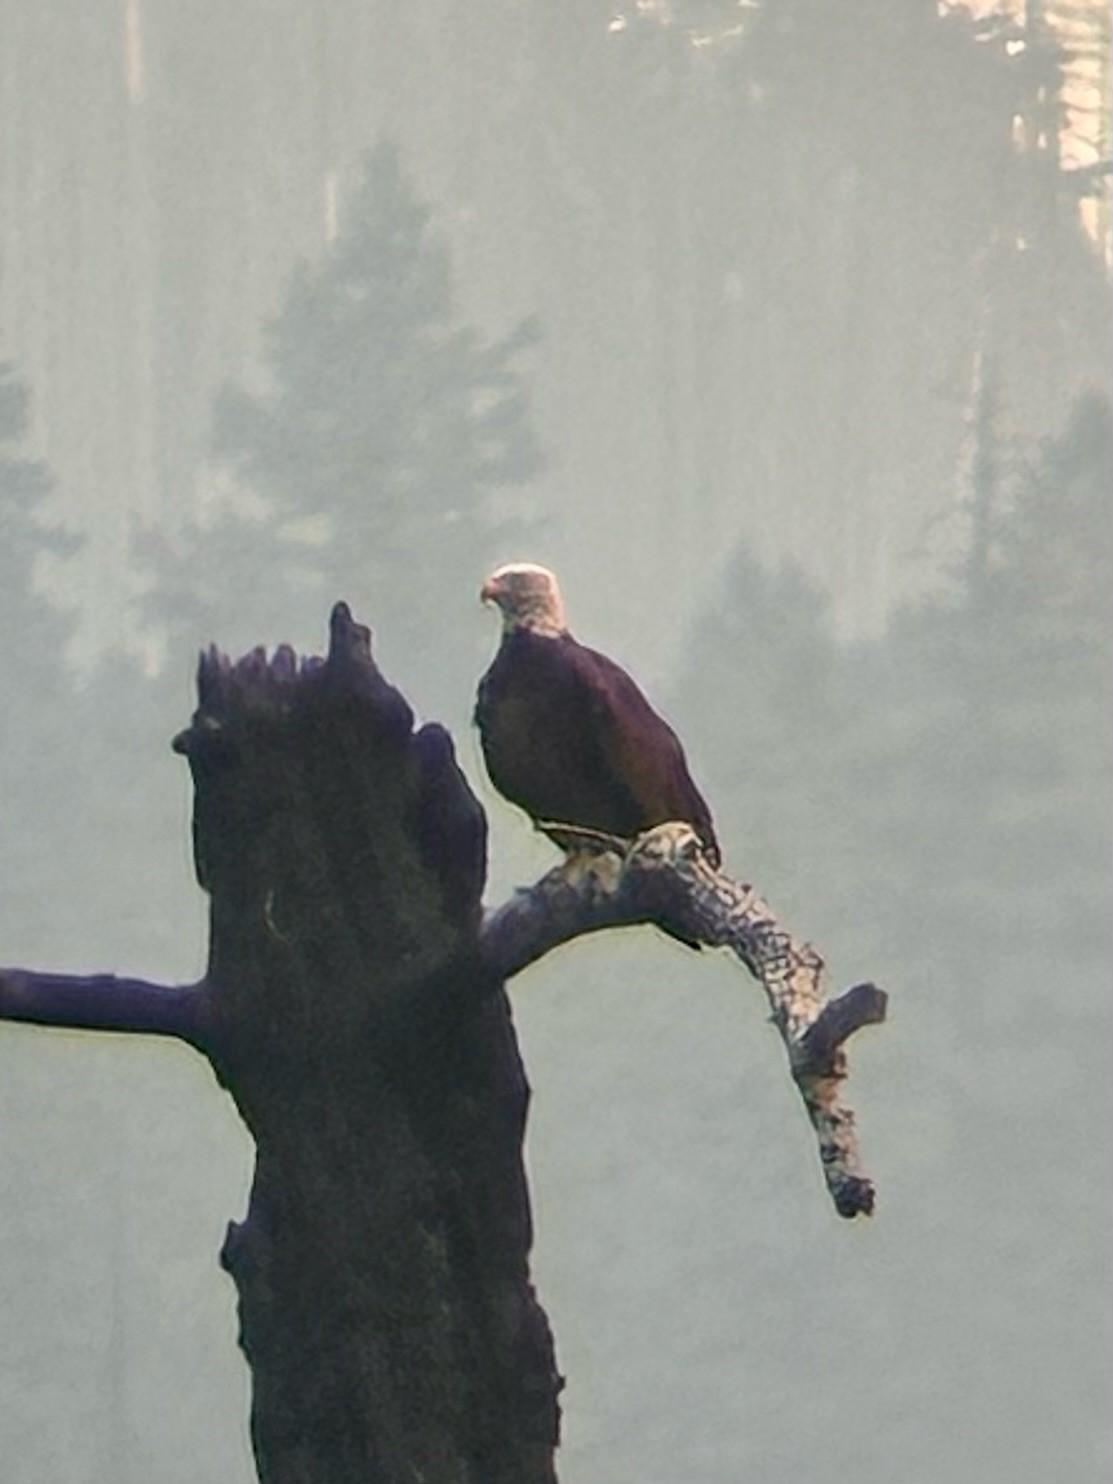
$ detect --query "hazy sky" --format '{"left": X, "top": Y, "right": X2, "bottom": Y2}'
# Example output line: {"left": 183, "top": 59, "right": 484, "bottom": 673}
{"left": 6, "top": 0, "right": 1106, "bottom": 680}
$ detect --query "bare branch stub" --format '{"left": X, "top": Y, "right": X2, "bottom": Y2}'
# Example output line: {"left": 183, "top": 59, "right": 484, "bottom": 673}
{"left": 0, "top": 970, "right": 211, "bottom": 1046}
{"left": 483, "top": 821, "right": 886, "bottom": 1218}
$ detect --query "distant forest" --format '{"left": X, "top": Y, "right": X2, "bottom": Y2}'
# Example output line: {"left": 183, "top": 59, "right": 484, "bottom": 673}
{"left": 3, "top": 0, "right": 1108, "bottom": 973}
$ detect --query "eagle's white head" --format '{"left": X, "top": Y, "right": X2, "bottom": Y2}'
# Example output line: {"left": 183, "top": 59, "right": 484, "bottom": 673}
{"left": 480, "top": 562, "right": 568, "bottom": 637}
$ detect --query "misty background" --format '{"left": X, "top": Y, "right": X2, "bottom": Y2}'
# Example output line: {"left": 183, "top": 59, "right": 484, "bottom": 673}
{"left": 1, "top": 2, "right": 1110, "bottom": 1480}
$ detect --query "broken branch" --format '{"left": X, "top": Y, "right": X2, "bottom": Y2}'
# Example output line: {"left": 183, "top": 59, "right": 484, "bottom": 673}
{"left": 481, "top": 822, "right": 886, "bottom": 1218}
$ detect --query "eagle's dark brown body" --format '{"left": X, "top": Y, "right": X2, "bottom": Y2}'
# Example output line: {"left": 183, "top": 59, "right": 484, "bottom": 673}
{"left": 475, "top": 627, "right": 720, "bottom": 865}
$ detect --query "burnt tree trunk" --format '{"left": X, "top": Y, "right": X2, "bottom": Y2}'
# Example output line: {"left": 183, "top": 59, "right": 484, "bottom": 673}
{"left": 177, "top": 604, "right": 561, "bottom": 1483}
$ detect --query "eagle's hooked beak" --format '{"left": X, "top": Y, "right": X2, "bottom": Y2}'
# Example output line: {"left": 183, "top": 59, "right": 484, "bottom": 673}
{"left": 480, "top": 577, "right": 499, "bottom": 605}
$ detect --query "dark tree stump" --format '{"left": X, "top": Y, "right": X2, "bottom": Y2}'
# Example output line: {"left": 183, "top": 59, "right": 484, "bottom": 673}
{"left": 173, "top": 604, "right": 561, "bottom": 1484}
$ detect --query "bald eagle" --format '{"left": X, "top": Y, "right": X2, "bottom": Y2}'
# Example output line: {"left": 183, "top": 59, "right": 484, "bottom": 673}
{"left": 476, "top": 564, "right": 719, "bottom": 870}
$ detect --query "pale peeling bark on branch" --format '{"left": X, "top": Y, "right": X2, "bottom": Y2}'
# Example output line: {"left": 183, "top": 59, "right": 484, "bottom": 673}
{"left": 481, "top": 821, "right": 887, "bottom": 1218}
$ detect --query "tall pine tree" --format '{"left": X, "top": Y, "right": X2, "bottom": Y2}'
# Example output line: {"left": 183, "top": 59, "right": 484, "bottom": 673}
{"left": 0, "top": 356, "right": 85, "bottom": 949}
{"left": 140, "top": 141, "right": 540, "bottom": 724}
{"left": 0, "top": 358, "right": 75, "bottom": 730}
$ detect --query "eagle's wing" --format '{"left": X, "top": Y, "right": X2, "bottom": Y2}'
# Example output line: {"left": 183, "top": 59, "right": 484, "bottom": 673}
{"left": 562, "top": 639, "right": 720, "bottom": 865}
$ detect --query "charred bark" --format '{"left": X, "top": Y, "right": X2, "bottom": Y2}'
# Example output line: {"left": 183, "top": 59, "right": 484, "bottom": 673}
{"left": 180, "top": 605, "right": 561, "bottom": 1484}
{"left": 2, "top": 603, "right": 562, "bottom": 1484}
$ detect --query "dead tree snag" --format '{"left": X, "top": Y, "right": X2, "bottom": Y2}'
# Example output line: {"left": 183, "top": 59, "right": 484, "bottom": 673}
{"left": 2, "top": 604, "right": 561, "bottom": 1484}
{"left": 1, "top": 600, "right": 885, "bottom": 1482}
